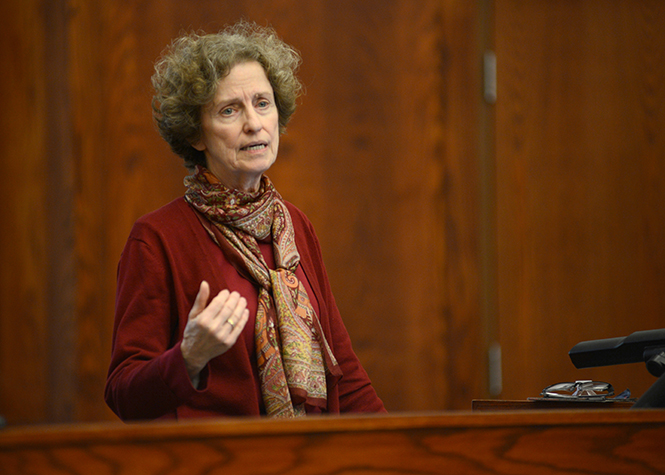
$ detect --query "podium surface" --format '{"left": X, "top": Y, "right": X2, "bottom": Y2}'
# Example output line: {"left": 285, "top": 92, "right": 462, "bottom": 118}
{"left": 1, "top": 410, "right": 664, "bottom": 474}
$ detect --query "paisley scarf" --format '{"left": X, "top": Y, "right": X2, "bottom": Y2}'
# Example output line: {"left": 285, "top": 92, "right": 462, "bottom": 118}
{"left": 184, "top": 166, "right": 341, "bottom": 417}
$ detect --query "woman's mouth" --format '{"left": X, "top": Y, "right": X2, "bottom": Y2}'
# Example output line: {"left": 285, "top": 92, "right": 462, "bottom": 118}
{"left": 241, "top": 143, "right": 267, "bottom": 151}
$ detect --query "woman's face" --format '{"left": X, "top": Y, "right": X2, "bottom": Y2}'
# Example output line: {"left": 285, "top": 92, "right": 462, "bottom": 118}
{"left": 193, "top": 61, "right": 279, "bottom": 192}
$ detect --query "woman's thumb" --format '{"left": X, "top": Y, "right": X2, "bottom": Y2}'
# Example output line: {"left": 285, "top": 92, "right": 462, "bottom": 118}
{"left": 189, "top": 280, "right": 210, "bottom": 319}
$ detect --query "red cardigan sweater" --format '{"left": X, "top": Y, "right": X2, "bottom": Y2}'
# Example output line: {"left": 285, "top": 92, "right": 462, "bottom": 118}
{"left": 105, "top": 196, "right": 385, "bottom": 420}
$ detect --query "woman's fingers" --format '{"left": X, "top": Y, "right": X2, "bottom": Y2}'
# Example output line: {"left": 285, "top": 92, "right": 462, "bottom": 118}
{"left": 189, "top": 284, "right": 248, "bottom": 339}
{"left": 227, "top": 308, "right": 250, "bottom": 338}
{"left": 222, "top": 294, "right": 247, "bottom": 331}
{"left": 183, "top": 284, "right": 249, "bottom": 373}
{"left": 193, "top": 287, "right": 231, "bottom": 326}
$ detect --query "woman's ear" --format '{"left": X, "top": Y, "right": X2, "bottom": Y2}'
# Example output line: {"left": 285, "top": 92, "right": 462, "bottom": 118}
{"left": 191, "top": 139, "right": 206, "bottom": 152}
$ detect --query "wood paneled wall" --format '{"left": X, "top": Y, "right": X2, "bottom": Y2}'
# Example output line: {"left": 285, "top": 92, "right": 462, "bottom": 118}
{"left": 493, "top": 0, "right": 665, "bottom": 399}
{"left": 1, "top": 0, "right": 483, "bottom": 424}
{"left": 3, "top": 0, "right": 664, "bottom": 426}
{"left": 1, "top": 0, "right": 51, "bottom": 424}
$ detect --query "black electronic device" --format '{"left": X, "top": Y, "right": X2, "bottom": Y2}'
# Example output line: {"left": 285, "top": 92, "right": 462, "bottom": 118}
{"left": 569, "top": 329, "right": 665, "bottom": 408}
{"left": 569, "top": 329, "right": 665, "bottom": 377}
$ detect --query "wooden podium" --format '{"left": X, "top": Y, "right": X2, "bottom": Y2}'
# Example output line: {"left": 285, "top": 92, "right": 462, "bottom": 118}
{"left": 1, "top": 410, "right": 664, "bottom": 474}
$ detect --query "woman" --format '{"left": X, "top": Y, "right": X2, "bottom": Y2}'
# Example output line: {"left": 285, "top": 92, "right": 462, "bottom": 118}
{"left": 104, "top": 21, "right": 385, "bottom": 420}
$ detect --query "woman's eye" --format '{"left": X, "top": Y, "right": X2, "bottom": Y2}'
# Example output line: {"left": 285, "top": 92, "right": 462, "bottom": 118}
{"left": 221, "top": 107, "right": 234, "bottom": 116}
{"left": 257, "top": 100, "right": 270, "bottom": 108}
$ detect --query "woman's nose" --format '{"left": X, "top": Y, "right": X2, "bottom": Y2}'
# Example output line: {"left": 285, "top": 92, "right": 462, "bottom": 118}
{"left": 243, "top": 107, "right": 262, "bottom": 133}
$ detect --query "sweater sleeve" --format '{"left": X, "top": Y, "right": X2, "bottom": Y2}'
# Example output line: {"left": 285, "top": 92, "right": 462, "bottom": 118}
{"left": 104, "top": 222, "right": 206, "bottom": 421}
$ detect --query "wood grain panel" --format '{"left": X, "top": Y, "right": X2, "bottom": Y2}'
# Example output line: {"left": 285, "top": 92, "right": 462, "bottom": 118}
{"left": 44, "top": 0, "right": 78, "bottom": 425}
{"left": 1, "top": 411, "right": 664, "bottom": 474}
{"left": 438, "top": 0, "right": 485, "bottom": 408}
{"left": 0, "top": 0, "right": 50, "bottom": 424}
{"left": 494, "top": 1, "right": 665, "bottom": 401}
{"left": 68, "top": 0, "right": 127, "bottom": 422}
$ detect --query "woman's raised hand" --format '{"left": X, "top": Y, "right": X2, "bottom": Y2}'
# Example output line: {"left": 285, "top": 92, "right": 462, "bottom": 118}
{"left": 181, "top": 281, "right": 249, "bottom": 386}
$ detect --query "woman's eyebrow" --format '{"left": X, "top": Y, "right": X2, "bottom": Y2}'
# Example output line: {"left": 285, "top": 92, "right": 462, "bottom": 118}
{"left": 216, "top": 90, "right": 273, "bottom": 104}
